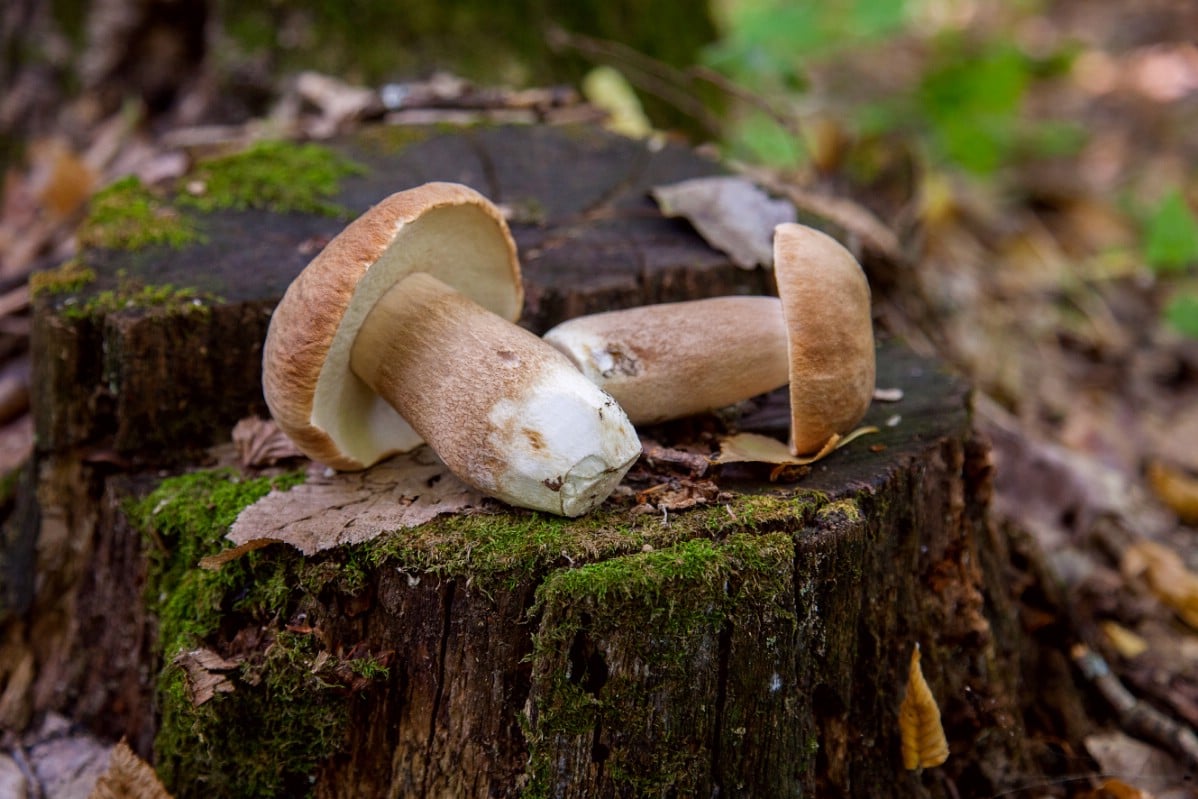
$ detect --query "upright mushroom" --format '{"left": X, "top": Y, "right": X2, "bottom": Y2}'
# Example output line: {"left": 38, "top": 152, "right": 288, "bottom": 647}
{"left": 263, "top": 182, "right": 641, "bottom": 516}
{"left": 542, "top": 222, "right": 875, "bottom": 455}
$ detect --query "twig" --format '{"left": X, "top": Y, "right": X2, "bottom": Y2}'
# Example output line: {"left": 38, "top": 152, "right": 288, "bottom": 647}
{"left": 1071, "top": 643, "right": 1198, "bottom": 771}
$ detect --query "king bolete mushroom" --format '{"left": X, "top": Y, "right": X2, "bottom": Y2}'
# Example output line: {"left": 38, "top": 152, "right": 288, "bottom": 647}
{"left": 543, "top": 222, "right": 875, "bottom": 455}
{"left": 263, "top": 182, "right": 641, "bottom": 516}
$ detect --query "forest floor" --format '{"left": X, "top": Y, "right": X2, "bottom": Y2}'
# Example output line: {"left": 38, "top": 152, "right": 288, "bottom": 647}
{"left": 1, "top": 0, "right": 1197, "bottom": 796}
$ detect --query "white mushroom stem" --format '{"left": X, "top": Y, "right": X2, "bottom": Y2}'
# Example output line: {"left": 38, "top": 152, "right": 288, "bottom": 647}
{"left": 350, "top": 272, "right": 641, "bottom": 516}
{"left": 543, "top": 296, "right": 790, "bottom": 425}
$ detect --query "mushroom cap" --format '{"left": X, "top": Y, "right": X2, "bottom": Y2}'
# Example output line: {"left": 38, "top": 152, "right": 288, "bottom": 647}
{"left": 774, "top": 222, "right": 875, "bottom": 455}
{"left": 263, "top": 182, "right": 522, "bottom": 470}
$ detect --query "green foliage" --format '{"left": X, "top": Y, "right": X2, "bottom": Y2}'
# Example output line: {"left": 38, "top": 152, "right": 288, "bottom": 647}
{"left": 1144, "top": 189, "right": 1198, "bottom": 273}
{"left": 706, "top": 0, "right": 909, "bottom": 88}
{"left": 177, "top": 141, "right": 364, "bottom": 217}
{"left": 1165, "top": 291, "right": 1198, "bottom": 339}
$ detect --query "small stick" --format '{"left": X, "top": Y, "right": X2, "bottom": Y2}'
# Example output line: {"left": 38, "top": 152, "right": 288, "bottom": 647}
{"left": 1071, "top": 643, "right": 1198, "bottom": 770}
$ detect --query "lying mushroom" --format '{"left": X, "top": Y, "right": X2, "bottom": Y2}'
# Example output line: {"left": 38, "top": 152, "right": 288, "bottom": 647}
{"left": 543, "top": 222, "right": 874, "bottom": 455}
{"left": 263, "top": 182, "right": 641, "bottom": 516}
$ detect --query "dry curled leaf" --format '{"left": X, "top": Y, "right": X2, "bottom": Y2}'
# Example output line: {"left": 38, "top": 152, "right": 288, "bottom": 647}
{"left": 226, "top": 448, "right": 486, "bottom": 556}
{"left": 174, "top": 648, "right": 241, "bottom": 706}
{"left": 1146, "top": 460, "right": 1198, "bottom": 525}
{"left": 711, "top": 426, "right": 878, "bottom": 468}
{"left": 232, "top": 416, "right": 303, "bottom": 469}
{"left": 1121, "top": 539, "right": 1198, "bottom": 629}
{"left": 899, "top": 644, "right": 949, "bottom": 770}
{"left": 88, "top": 741, "right": 173, "bottom": 799}
{"left": 652, "top": 176, "right": 796, "bottom": 269}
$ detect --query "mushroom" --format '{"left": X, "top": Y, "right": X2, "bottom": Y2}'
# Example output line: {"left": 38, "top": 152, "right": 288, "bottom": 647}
{"left": 263, "top": 182, "right": 641, "bottom": 516}
{"left": 542, "top": 222, "right": 874, "bottom": 455}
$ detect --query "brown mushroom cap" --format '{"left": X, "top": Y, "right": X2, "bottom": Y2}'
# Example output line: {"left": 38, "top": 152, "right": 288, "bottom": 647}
{"left": 774, "top": 222, "right": 875, "bottom": 455}
{"left": 262, "top": 182, "right": 521, "bottom": 470}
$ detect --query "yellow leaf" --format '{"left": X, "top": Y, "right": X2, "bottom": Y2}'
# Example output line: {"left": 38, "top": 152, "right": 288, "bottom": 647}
{"left": 1099, "top": 621, "right": 1148, "bottom": 659}
{"left": 711, "top": 427, "right": 878, "bottom": 466}
{"left": 1146, "top": 460, "right": 1198, "bottom": 525}
{"left": 899, "top": 645, "right": 949, "bottom": 770}
{"left": 1121, "top": 539, "right": 1198, "bottom": 630}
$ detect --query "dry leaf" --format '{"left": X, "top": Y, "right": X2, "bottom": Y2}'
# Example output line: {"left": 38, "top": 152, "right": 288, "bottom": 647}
{"left": 226, "top": 448, "right": 486, "bottom": 556}
{"left": 711, "top": 427, "right": 878, "bottom": 467}
{"left": 174, "top": 648, "right": 240, "bottom": 706}
{"left": 1146, "top": 460, "right": 1198, "bottom": 525}
{"left": 232, "top": 416, "right": 303, "bottom": 469}
{"left": 740, "top": 166, "right": 905, "bottom": 262}
{"left": 652, "top": 176, "right": 796, "bottom": 269}
{"left": 1084, "top": 731, "right": 1192, "bottom": 799}
{"left": 1100, "top": 620, "right": 1149, "bottom": 659}
{"left": 899, "top": 644, "right": 949, "bottom": 770}
{"left": 1121, "top": 540, "right": 1198, "bottom": 629}
{"left": 88, "top": 741, "right": 173, "bottom": 799}
{"left": 582, "top": 65, "right": 652, "bottom": 139}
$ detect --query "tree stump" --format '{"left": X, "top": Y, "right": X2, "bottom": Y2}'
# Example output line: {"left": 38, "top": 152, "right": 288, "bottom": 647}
{"left": 4, "top": 124, "right": 1033, "bottom": 797}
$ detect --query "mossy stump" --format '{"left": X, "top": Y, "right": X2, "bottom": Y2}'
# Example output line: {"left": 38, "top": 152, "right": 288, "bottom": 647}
{"left": 5, "top": 124, "right": 1033, "bottom": 797}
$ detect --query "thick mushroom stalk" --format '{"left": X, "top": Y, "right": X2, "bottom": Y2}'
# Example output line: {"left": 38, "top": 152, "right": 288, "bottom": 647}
{"left": 543, "top": 296, "right": 790, "bottom": 425}
{"left": 543, "top": 222, "right": 875, "bottom": 456}
{"left": 350, "top": 272, "right": 640, "bottom": 516}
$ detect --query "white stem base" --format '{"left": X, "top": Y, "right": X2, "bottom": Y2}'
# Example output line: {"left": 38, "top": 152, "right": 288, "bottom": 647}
{"left": 350, "top": 272, "right": 641, "bottom": 516}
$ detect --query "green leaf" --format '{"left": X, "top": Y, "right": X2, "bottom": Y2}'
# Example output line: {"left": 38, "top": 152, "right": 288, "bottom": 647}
{"left": 1145, "top": 190, "right": 1198, "bottom": 273}
{"left": 1165, "top": 291, "right": 1198, "bottom": 338}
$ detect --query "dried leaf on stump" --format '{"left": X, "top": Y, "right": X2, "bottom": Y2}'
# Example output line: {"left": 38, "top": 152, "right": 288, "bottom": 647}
{"left": 224, "top": 448, "right": 486, "bottom": 557}
{"left": 232, "top": 416, "right": 303, "bottom": 469}
{"left": 88, "top": 741, "right": 173, "bottom": 799}
{"left": 712, "top": 427, "right": 877, "bottom": 470}
{"left": 174, "top": 648, "right": 241, "bottom": 706}
{"left": 651, "top": 176, "right": 796, "bottom": 269}
{"left": 899, "top": 644, "right": 949, "bottom": 770}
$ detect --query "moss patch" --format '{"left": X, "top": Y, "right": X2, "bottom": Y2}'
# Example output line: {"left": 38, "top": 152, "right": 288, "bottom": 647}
{"left": 61, "top": 271, "right": 223, "bottom": 320}
{"left": 129, "top": 468, "right": 375, "bottom": 798}
{"left": 523, "top": 532, "right": 796, "bottom": 796}
{"left": 78, "top": 176, "right": 199, "bottom": 250}
{"left": 362, "top": 491, "right": 815, "bottom": 594}
{"left": 29, "top": 258, "right": 96, "bottom": 297}
{"left": 178, "top": 141, "right": 364, "bottom": 216}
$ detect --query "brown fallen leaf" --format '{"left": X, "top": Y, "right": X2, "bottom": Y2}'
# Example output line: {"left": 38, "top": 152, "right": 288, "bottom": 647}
{"left": 88, "top": 741, "right": 173, "bottom": 799}
{"left": 651, "top": 176, "right": 796, "bottom": 269}
{"left": 899, "top": 644, "right": 949, "bottom": 770}
{"left": 226, "top": 447, "right": 486, "bottom": 556}
{"left": 232, "top": 416, "right": 303, "bottom": 469}
{"left": 174, "top": 648, "right": 241, "bottom": 706}
{"left": 1146, "top": 460, "right": 1198, "bottom": 525}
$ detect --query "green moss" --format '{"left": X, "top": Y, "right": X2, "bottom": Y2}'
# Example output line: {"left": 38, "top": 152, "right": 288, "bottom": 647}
{"left": 30, "top": 258, "right": 96, "bottom": 297}
{"left": 816, "top": 498, "right": 863, "bottom": 524}
{"left": 62, "top": 273, "right": 223, "bottom": 320}
{"left": 79, "top": 176, "right": 199, "bottom": 250}
{"left": 178, "top": 141, "right": 364, "bottom": 217}
{"left": 524, "top": 532, "right": 796, "bottom": 795}
{"left": 129, "top": 468, "right": 363, "bottom": 798}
